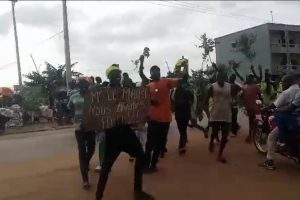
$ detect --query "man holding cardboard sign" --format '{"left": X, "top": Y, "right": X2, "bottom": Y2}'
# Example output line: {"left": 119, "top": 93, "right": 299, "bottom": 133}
{"left": 89, "top": 65, "right": 154, "bottom": 200}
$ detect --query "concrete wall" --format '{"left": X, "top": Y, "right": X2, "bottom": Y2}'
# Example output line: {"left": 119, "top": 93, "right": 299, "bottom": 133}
{"left": 215, "top": 24, "right": 271, "bottom": 80}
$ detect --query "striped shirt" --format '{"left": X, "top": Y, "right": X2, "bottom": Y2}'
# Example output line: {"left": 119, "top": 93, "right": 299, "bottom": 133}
{"left": 68, "top": 93, "right": 85, "bottom": 130}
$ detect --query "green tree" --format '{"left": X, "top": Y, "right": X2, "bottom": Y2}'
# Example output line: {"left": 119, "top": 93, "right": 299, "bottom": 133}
{"left": 195, "top": 33, "right": 216, "bottom": 68}
{"left": 233, "top": 33, "right": 257, "bottom": 64}
{"left": 24, "top": 62, "right": 80, "bottom": 106}
{"left": 23, "top": 89, "right": 45, "bottom": 112}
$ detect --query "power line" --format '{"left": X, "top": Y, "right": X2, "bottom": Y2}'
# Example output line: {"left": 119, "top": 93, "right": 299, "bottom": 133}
{"left": 146, "top": 1, "right": 268, "bottom": 23}
{"left": 167, "top": 1, "right": 242, "bottom": 19}
{"left": 170, "top": 1, "right": 216, "bottom": 13}
{"left": 169, "top": 1, "right": 269, "bottom": 22}
{"left": 175, "top": 1, "right": 268, "bottom": 22}
{"left": 31, "top": 30, "right": 64, "bottom": 48}
{"left": 0, "top": 30, "right": 63, "bottom": 71}
{"left": 146, "top": 1, "right": 209, "bottom": 14}
{"left": 0, "top": 61, "right": 17, "bottom": 70}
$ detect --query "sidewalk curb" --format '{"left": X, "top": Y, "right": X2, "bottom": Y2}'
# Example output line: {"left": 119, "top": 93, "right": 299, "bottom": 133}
{"left": 1, "top": 125, "right": 74, "bottom": 136}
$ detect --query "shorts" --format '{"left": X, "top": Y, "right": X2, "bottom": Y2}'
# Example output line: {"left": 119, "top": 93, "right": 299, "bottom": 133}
{"left": 210, "top": 121, "right": 230, "bottom": 133}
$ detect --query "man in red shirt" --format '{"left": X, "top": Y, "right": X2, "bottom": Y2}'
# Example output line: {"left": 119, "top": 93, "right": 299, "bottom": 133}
{"left": 144, "top": 65, "right": 180, "bottom": 173}
{"left": 242, "top": 74, "right": 262, "bottom": 143}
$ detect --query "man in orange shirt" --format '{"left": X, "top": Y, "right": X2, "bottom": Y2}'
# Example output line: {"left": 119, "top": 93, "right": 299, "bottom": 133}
{"left": 144, "top": 65, "right": 181, "bottom": 173}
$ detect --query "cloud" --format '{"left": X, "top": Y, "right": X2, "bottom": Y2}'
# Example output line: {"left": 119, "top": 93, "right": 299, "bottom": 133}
{"left": 85, "top": 8, "right": 191, "bottom": 48}
{"left": 219, "top": 1, "right": 237, "bottom": 9}
{"left": 1, "top": 1, "right": 300, "bottom": 86}
{"left": 0, "top": 2, "right": 87, "bottom": 35}
{"left": 16, "top": 4, "right": 62, "bottom": 29}
{"left": 65, "top": 8, "right": 194, "bottom": 78}
{"left": 0, "top": 12, "right": 11, "bottom": 35}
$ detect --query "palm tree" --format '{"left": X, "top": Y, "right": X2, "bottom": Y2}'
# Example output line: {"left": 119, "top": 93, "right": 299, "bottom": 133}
{"left": 24, "top": 61, "right": 81, "bottom": 107}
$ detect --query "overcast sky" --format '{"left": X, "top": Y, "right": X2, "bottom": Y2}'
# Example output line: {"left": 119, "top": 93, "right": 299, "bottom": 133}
{"left": 0, "top": 1, "right": 299, "bottom": 87}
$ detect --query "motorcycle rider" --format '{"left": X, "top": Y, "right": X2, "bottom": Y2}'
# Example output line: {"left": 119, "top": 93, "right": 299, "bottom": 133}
{"left": 275, "top": 81, "right": 300, "bottom": 156}
{"left": 259, "top": 73, "right": 299, "bottom": 170}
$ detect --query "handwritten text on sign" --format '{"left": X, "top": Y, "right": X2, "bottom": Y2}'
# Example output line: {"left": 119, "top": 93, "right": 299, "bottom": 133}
{"left": 83, "top": 87, "right": 150, "bottom": 131}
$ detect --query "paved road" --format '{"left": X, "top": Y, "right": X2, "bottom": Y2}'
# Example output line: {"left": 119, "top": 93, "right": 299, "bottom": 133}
{"left": 0, "top": 128, "right": 76, "bottom": 163}
{"left": 0, "top": 118, "right": 300, "bottom": 200}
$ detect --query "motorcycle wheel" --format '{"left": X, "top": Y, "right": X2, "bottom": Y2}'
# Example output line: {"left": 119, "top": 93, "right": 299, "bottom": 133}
{"left": 254, "top": 127, "right": 268, "bottom": 155}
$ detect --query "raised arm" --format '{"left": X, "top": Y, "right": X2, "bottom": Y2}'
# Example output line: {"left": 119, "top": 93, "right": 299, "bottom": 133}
{"left": 258, "top": 65, "right": 263, "bottom": 83}
{"left": 233, "top": 67, "right": 244, "bottom": 82}
{"left": 212, "top": 62, "right": 218, "bottom": 71}
{"left": 250, "top": 65, "right": 262, "bottom": 83}
{"left": 138, "top": 55, "right": 150, "bottom": 85}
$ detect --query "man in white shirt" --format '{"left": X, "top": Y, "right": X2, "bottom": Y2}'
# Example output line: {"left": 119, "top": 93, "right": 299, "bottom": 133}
{"left": 275, "top": 85, "right": 300, "bottom": 157}
{"left": 259, "top": 74, "right": 299, "bottom": 170}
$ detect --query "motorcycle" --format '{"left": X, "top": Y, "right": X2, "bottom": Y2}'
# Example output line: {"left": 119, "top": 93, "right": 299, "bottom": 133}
{"left": 53, "top": 89, "right": 72, "bottom": 125}
{"left": 254, "top": 104, "right": 300, "bottom": 164}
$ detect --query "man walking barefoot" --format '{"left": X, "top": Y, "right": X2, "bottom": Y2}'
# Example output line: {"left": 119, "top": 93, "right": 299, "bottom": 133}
{"left": 205, "top": 71, "right": 232, "bottom": 163}
{"left": 172, "top": 75, "right": 194, "bottom": 154}
{"left": 68, "top": 79, "right": 96, "bottom": 190}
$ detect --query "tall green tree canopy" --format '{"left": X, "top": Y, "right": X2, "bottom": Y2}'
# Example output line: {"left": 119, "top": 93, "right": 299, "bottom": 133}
{"left": 24, "top": 62, "right": 81, "bottom": 106}
{"left": 195, "top": 33, "right": 216, "bottom": 68}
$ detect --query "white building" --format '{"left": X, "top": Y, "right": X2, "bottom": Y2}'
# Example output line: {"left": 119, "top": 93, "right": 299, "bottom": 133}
{"left": 215, "top": 23, "right": 300, "bottom": 78}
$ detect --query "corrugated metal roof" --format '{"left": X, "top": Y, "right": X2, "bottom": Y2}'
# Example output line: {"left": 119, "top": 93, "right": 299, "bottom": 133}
{"left": 0, "top": 87, "right": 14, "bottom": 97}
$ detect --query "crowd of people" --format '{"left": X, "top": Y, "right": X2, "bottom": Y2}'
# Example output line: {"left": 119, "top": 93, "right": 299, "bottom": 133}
{"left": 67, "top": 55, "right": 300, "bottom": 200}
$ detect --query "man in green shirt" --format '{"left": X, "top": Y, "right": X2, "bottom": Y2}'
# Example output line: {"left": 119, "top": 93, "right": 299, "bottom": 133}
{"left": 68, "top": 79, "right": 95, "bottom": 190}
{"left": 96, "top": 64, "right": 154, "bottom": 200}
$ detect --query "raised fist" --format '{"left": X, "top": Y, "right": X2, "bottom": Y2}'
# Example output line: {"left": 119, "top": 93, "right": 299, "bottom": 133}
{"left": 139, "top": 55, "right": 145, "bottom": 63}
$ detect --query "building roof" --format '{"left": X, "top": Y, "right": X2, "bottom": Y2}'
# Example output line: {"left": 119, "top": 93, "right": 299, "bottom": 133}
{"left": 215, "top": 23, "right": 300, "bottom": 40}
{"left": 0, "top": 87, "right": 14, "bottom": 97}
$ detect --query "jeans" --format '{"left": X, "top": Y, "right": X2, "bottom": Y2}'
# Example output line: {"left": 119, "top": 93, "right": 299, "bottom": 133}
{"left": 96, "top": 125, "right": 144, "bottom": 200}
{"left": 275, "top": 111, "right": 300, "bottom": 143}
{"left": 75, "top": 130, "right": 96, "bottom": 183}
{"left": 266, "top": 128, "right": 279, "bottom": 160}
{"left": 145, "top": 121, "right": 170, "bottom": 168}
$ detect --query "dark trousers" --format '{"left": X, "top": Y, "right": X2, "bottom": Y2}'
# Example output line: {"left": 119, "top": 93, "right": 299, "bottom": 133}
{"left": 96, "top": 125, "right": 144, "bottom": 200}
{"left": 246, "top": 108, "right": 257, "bottom": 138}
{"left": 210, "top": 122, "right": 230, "bottom": 156}
{"left": 75, "top": 130, "right": 96, "bottom": 183}
{"left": 231, "top": 107, "right": 239, "bottom": 135}
{"left": 175, "top": 112, "right": 190, "bottom": 149}
{"left": 161, "top": 124, "right": 170, "bottom": 154}
{"left": 145, "top": 121, "right": 170, "bottom": 168}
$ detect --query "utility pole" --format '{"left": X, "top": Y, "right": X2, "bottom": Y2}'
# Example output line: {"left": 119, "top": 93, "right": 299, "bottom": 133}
{"left": 270, "top": 11, "right": 274, "bottom": 23}
{"left": 62, "top": 0, "right": 71, "bottom": 89}
{"left": 11, "top": 0, "right": 22, "bottom": 86}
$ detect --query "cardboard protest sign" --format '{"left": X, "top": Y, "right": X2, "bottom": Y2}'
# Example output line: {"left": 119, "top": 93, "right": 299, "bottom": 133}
{"left": 83, "top": 87, "right": 150, "bottom": 131}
